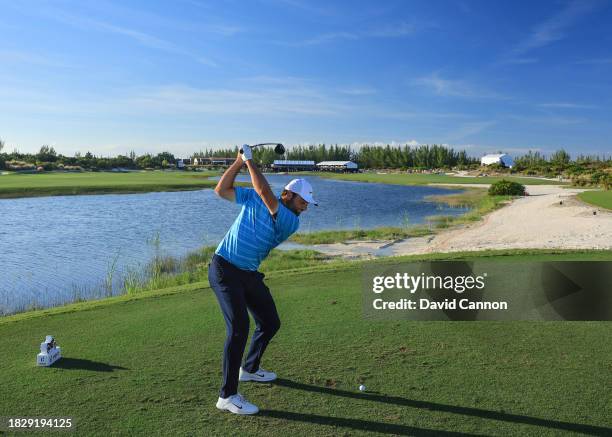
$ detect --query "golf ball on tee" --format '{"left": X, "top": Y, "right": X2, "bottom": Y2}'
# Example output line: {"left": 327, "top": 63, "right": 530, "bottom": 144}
{"left": 359, "top": 384, "right": 366, "bottom": 392}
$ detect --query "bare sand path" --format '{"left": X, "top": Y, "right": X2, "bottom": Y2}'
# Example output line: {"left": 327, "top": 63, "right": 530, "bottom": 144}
{"left": 293, "top": 185, "right": 612, "bottom": 259}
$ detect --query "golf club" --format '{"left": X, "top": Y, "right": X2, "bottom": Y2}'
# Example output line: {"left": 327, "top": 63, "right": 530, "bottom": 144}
{"left": 240, "top": 143, "right": 285, "bottom": 155}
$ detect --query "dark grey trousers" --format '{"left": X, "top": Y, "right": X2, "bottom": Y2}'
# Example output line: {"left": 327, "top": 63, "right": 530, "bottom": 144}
{"left": 208, "top": 254, "right": 281, "bottom": 398}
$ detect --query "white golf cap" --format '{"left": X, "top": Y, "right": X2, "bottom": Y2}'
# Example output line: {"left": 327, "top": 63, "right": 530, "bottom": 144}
{"left": 284, "top": 178, "right": 318, "bottom": 205}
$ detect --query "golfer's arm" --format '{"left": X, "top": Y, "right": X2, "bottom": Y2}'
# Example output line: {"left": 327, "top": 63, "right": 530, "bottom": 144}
{"left": 214, "top": 158, "right": 243, "bottom": 202}
{"left": 245, "top": 160, "right": 279, "bottom": 215}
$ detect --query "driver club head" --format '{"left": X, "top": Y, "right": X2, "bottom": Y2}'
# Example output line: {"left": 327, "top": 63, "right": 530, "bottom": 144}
{"left": 274, "top": 143, "right": 285, "bottom": 155}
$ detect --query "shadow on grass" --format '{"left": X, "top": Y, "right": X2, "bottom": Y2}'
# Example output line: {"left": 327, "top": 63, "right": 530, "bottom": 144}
{"left": 272, "top": 378, "right": 611, "bottom": 436}
{"left": 259, "top": 409, "right": 472, "bottom": 436}
{"left": 53, "top": 358, "right": 128, "bottom": 372}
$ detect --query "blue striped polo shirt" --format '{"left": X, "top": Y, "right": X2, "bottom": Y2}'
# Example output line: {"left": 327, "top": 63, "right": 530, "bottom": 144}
{"left": 215, "top": 187, "right": 300, "bottom": 271}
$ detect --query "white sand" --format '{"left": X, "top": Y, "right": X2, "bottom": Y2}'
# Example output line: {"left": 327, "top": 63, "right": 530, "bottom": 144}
{"left": 298, "top": 185, "right": 612, "bottom": 259}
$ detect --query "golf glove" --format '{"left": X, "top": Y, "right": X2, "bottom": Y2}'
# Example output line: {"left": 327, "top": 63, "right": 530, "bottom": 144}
{"left": 241, "top": 144, "right": 253, "bottom": 162}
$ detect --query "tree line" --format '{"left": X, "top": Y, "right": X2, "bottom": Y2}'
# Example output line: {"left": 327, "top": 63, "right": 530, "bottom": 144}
{"left": 194, "top": 143, "right": 477, "bottom": 168}
{"left": 511, "top": 149, "right": 610, "bottom": 188}
{"left": 195, "top": 143, "right": 610, "bottom": 176}
{"left": 0, "top": 143, "right": 177, "bottom": 171}
{"left": 0, "top": 139, "right": 609, "bottom": 180}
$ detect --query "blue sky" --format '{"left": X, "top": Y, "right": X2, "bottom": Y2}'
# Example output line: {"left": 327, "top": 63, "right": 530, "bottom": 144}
{"left": 1, "top": 0, "right": 611, "bottom": 158}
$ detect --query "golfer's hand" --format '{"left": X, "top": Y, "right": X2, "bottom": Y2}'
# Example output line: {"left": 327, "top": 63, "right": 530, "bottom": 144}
{"left": 240, "top": 144, "right": 253, "bottom": 162}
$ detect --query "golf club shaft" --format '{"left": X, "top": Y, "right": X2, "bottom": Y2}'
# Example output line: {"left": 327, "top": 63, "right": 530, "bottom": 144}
{"left": 240, "top": 143, "right": 283, "bottom": 153}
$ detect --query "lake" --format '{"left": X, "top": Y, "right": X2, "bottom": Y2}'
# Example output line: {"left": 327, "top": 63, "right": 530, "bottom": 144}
{"left": 0, "top": 174, "right": 468, "bottom": 315}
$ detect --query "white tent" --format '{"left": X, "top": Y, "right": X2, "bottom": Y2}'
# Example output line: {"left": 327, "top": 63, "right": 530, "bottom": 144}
{"left": 316, "top": 161, "right": 358, "bottom": 170}
{"left": 480, "top": 154, "right": 514, "bottom": 168}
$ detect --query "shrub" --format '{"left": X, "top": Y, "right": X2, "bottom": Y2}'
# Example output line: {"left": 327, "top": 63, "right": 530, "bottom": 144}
{"left": 6, "top": 160, "right": 36, "bottom": 171}
{"left": 36, "top": 161, "right": 56, "bottom": 171}
{"left": 485, "top": 163, "right": 506, "bottom": 172}
{"left": 571, "top": 176, "right": 588, "bottom": 187}
{"left": 590, "top": 171, "right": 611, "bottom": 189}
{"left": 571, "top": 172, "right": 611, "bottom": 189}
{"left": 63, "top": 165, "right": 84, "bottom": 172}
{"left": 598, "top": 172, "right": 611, "bottom": 190}
{"left": 488, "top": 179, "right": 526, "bottom": 196}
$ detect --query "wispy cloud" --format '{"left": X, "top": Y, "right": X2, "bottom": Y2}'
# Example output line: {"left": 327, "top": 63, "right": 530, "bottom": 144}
{"left": 444, "top": 121, "right": 497, "bottom": 141}
{"left": 503, "top": 57, "right": 539, "bottom": 65}
{"left": 537, "top": 102, "right": 597, "bottom": 109}
{"left": 501, "top": 0, "right": 602, "bottom": 63}
{"left": 575, "top": 57, "right": 612, "bottom": 64}
{"left": 298, "top": 31, "right": 360, "bottom": 46}
{"left": 236, "top": 75, "right": 315, "bottom": 86}
{"left": 62, "top": 1, "right": 245, "bottom": 37}
{"left": 0, "top": 50, "right": 76, "bottom": 68}
{"left": 282, "top": 21, "right": 423, "bottom": 46}
{"left": 100, "top": 21, "right": 217, "bottom": 66}
{"left": 178, "top": 0, "right": 213, "bottom": 9}
{"left": 508, "top": 114, "right": 586, "bottom": 125}
{"left": 38, "top": 9, "right": 217, "bottom": 67}
{"left": 120, "top": 84, "right": 355, "bottom": 116}
{"left": 0, "top": 77, "right": 354, "bottom": 117}
{"left": 270, "top": 0, "right": 338, "bottom": 17}
{"left": 338, "top": 87, "right": 377, "bottom": 96}
{"left": 379, "top": 110, "right": 473, "bottom": 120}
{"left": 208, "top": 24, "right": 245, "bottom": 37}
{"left": 367, "top": 22, "right": 419, "bottom": 38}
{"left": 411, "top": 72, "right": 505, "bottom": 99}
{"left": 0, "top": 85, "right": 67, "bottom": 113}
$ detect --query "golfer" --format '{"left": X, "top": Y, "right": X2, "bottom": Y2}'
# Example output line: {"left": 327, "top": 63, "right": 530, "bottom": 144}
{"left": 209, "top": 144, "right": 317, "bottom": 415}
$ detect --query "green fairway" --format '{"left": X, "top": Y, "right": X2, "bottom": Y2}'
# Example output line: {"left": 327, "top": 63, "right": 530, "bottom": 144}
{"left": 578, "top": 190, "right": 612, "bottom": 210}
{"left": 313, "top": 172, "right": 564, "bottom": 186}
{"left": 1, "top": 250, "right": 610, "bottom": 436}
{"left": 0, "top": 171, "right": 222, "bottom": 198}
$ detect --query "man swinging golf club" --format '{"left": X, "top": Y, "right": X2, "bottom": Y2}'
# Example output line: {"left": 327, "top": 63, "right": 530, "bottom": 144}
{"left": 210, "top": 144, "right": 317, "bottom": 415}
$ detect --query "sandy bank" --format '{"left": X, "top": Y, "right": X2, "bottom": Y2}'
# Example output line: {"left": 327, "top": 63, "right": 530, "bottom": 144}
{"left": 297, "top": 185, "right": 612, "bottom": 259}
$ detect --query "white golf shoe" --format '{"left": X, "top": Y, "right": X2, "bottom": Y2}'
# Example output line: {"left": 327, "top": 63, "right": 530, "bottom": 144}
{"left": 239, "top": 366, "right": 277, "bottom": 382}
{"left": 215, "top": 393, "right": 259, "bottom": 415}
